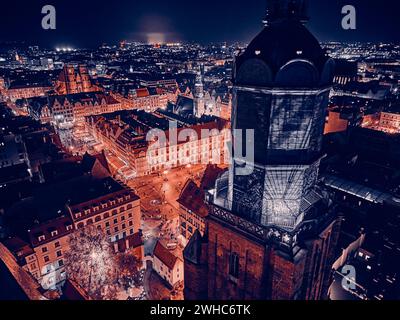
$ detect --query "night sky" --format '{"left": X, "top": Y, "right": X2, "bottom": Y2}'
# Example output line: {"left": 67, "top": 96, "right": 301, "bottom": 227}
{"left": 0, "top": 0, "right": 399, "bottom": 48}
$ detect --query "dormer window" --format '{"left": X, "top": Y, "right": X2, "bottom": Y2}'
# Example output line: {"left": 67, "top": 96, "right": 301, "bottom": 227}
{"left": 66, "top": 224, "right": 73, "bottom": 231}
{"left": 84, "top": 209, "right": 90, "bottom": 215}
{"left": 38, "top": 235, "right": 45, "bottom": 242}
{"left": 75, "top": 212, "right": 82, "bottom": 219}
{"left": 51, "top": 230, "right": 58, "bottom": 237}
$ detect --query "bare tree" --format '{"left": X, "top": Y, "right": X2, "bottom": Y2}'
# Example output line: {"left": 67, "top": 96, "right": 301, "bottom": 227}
{"left": 64, "top": 226, "right": 118, "bottom": 300}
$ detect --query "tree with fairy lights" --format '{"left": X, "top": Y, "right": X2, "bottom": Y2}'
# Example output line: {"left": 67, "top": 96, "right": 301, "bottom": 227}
{"left": 65, "top": 226, "right": 118, "bottom": 300}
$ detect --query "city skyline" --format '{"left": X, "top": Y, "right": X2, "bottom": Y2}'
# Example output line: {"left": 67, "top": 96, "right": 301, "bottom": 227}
{"left": 1, "top": 0, "right": 400, "bottom": 303}
{"left": 1, "top": 0, "right": 400, "bottom": 48}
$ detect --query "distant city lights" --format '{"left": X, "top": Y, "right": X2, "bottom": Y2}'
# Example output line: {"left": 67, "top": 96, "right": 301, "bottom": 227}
{"left": 55, "top": 47, "right": 75, "bottom": 52}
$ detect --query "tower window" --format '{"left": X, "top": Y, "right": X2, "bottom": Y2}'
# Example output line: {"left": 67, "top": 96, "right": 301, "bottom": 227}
{"left": 229, "top": 252, "right": 240, "bottom": 279}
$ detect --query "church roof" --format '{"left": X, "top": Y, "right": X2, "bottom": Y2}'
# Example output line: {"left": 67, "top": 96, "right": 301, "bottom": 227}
{"left": 177, "top": 180, "right": 209, "bottom": 218}
{"left": 174, "top": 95, "right": 194, "bottom": 117}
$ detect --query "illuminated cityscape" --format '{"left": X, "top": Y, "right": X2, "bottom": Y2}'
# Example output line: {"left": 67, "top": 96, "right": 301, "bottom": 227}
{"left": 0, "top": 0, "right": 400, "bottom": 303}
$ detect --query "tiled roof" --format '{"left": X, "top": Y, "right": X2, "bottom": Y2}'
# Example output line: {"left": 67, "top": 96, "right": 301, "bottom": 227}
{"left": 153, "top": 241, "right": 178, "bottom": 270}
{"left": 200, "top": 165, "right": 225, "bottom": 191}
{"left": 28, "top": 216, "right": 74, "bottom": 247}
{"left": 177, "top": 180, "right": 209, "bottom": 218}
{"left": 0, "top": 243, "right": 45, "bottom": 300}
{"left": 116, "top": 232, "right": 143, "bottom": 253}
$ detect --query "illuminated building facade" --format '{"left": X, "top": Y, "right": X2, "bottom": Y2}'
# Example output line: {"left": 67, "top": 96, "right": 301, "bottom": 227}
{"left": 3, "top": 84, "right": 52, "bottom": 102}
{"left": 3, "top": 175, "right": 142, "bottom": 290}
{"left": 184, "top": 0, "right": 341, "bottom": 300}
{"left": 56, "top": 64, "right": 96, "bottom": 95}
{"left": 85, "top": 111, "right": 229, "bottom": 178}
{"left": 26, "top": 92, "right": 122, "bottom": 128}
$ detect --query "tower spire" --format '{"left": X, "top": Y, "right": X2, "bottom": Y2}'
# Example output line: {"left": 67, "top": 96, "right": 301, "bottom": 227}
{"left": 264, "top": 0, "right": 309, "bottom": 26}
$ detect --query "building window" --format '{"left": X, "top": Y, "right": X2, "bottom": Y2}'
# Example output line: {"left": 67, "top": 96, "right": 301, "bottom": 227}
{"left": 54, "top": 241, "right": 60, "bottom": 248}
{"left": 56, "top": 250, "right": 62, "bottom": 257}
{"left": 58, "top": 260, "right": 64, "bottom": 267}
{"left": 44, "top": 256, "right": 50, "bottom": 263}
{"left": 41, "top": 247, "right": 48, "bottom": 253}
{"left": 229, "top": 252, "right": 239, "bottom": 279}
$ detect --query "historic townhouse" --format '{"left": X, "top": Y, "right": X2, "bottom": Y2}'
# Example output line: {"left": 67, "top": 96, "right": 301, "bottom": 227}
{"left": 85, "top": 111, "right": 229, "bottom": 177}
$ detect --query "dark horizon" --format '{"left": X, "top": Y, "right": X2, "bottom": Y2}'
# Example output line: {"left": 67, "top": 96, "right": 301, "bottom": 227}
{"left": 0, "top": 0, "right": 399, "bottom": 49}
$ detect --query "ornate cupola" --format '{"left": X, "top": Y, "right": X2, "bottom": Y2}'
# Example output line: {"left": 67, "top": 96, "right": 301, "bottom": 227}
{"left": 235, "top": 0, "right": 334, "bottom": 89}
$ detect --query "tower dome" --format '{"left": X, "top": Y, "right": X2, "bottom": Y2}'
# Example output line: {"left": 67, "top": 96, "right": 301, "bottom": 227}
{"left": 235, "top": 1, "right": 334, "bottom": 88}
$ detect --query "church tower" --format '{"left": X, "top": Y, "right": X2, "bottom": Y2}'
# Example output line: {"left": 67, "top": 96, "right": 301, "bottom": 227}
{"left": 193, "top": 64, "right": 205, "bottom": 118}
{"left": 184, "top": 0, "right": 340, "bottom": 300}
{"left": 78, "top": 65, "right": 93, "bottom": 92}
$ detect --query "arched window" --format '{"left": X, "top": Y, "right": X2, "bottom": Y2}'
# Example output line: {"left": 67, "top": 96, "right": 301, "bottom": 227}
{"left": 236, "top": 58, "right": 272, "bottom": 87}
{"left": 275, "top": 60, "right": 319, "bottom": 87}
{"left": 229, "top": 252, "right": 239, "bottom": 279}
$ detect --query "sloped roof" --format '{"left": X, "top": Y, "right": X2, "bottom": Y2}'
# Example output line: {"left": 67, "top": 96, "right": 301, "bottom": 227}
{"left": 183, "top": 229, "right": 205, "bottom": 264}
{"left": 200, "top": 165, "right": 225, "bottom": 191}
{"left": 177, "top": 180, "right": 209, "bottom": 218}
{"left": 153, "top": 241, "right": 178, "bottom": 270}
{"left": 82, "top": 151, "right": 111, "bottom": 175}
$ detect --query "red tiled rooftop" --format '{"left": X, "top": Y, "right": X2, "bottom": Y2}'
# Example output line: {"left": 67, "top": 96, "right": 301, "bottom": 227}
{"left": 153, "top": 241, "right": 178, "bottom": 270}
{"left": 177, "top": 180, "right": 209, "bottom": 218}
